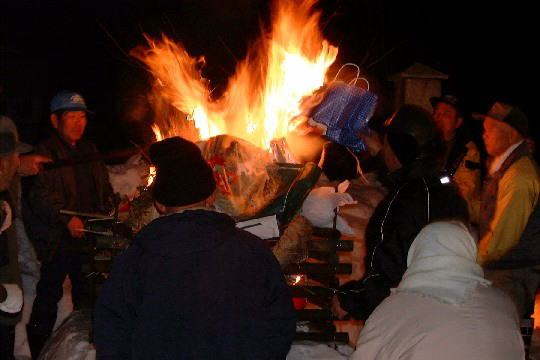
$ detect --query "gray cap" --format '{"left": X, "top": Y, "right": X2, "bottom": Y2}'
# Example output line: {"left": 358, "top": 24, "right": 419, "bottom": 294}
{"left": 474, "top": 102, "right": 528, "bottom": 137}
{"left": 0, "top": 116, "right": 32, "bottom": 156}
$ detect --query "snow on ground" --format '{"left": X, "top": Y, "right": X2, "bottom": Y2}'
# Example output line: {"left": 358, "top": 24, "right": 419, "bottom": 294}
{"left": 38, "top": 310, "right": 95, "bottom": 360}
{"left": 287, "top": 343, "right": 352, "bottom": 359}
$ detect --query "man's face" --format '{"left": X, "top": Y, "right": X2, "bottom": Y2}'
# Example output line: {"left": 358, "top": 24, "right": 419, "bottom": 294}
{"left": 52, "top": 111, "right": 87, "bottom": 145}
{"left": 0, "top": 152, "right": 20, "bottom": 192}
{"left": 483, "top": 117, "right": 516, "bottom": 157}
{"left": 433, "top": 102, "right": 462, "bottom": 142}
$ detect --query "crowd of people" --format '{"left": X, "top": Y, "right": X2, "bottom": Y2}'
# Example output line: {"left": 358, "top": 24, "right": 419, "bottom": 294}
{"left": 0, "top": 88, "right": 537, "bottom": 359}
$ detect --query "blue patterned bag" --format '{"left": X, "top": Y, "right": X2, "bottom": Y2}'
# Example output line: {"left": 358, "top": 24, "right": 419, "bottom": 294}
{"left": 311, "top": 80, "right": 378, "bottom": 152}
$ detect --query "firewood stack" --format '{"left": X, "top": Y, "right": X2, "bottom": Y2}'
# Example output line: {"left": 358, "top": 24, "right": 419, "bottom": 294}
{"left": 275, "top": 226, "right": 353, "bottom": 344}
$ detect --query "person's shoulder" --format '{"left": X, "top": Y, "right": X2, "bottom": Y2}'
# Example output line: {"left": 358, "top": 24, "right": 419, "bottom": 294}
{"left": 220, "top": 224, "right": 279, "bottom": 266}
{"left": 36, "top": 135, "right": 57, "bottom": 151}
{"left": 77, "top": 138, "right": 98, "bottom": 152}
{"left": 364, "top": 292, "right": 436, "bottom": 331}
{"left": 233, "top": 227, "right": 271, "bottom": 253}
{"left": 475, "top": 285, "right": 519, "bottom": 315}
{"left": 511, "top": 156, "right": 539, "bottom": 176}
{"left": 397, "top": 170, "right": 455, "bottom": 197}
{"left": 136, "top": 213, "right": 176, "bottom": 239}
{"left": 502, "top": 156, "right": 540, "bottom": 189}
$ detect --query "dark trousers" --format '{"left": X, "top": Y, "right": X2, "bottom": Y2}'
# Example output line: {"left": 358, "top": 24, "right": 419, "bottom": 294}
{"left": 0, "top": 325, "right": 14, "bottom": 360}
{"left": 28, "top": 242, "right": 84, "bottom": 337}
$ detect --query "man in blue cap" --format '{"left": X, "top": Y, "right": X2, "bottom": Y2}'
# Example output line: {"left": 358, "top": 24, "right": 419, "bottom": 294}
{"left": 24, "top": 91, "right": 112, "bottom": 358}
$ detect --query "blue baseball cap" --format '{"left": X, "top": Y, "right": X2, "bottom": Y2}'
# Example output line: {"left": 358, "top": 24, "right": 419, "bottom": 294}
{"left": 50, "top": 90, "right": 90, "bottom": 113}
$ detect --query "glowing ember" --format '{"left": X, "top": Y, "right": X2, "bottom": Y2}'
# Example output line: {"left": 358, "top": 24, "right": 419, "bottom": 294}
{"left": 133, "top": 0, "right": 338, "bottom": 149}
{"left": 147, "top": 166, "right": 156, "bottom": 187}
{"left": 292, "top": 275, "right": 303, "bottom": 285}
{"left": 147, "top": 124, "right": 163, "bottom": 187}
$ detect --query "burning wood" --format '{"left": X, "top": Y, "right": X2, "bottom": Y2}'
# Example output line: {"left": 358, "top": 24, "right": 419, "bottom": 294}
{"left": 131, "top": 0, "right": 338, "bottom": 150}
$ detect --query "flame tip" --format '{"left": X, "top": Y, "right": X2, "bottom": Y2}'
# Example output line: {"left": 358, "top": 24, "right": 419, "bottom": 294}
{"left": 138, "top": 0, "right": 338, "bottom": 150}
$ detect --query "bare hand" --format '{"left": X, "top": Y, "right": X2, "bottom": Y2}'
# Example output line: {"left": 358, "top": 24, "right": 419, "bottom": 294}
{"left": 18, "top": 155, "right": 52, "bottom": 176}
{"left": 359, "top": 131, "right": 382, "bottom": 157}
{"left": 331, "top": 294, "right": 349, "bottom": 320}
{"left": 67, "top": 216, "right": 85, "bottom": 238}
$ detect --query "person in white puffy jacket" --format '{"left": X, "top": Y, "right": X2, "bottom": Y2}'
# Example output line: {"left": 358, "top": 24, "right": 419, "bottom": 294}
{"left": 351, "top": 221, "right": 524, "bottom": 360}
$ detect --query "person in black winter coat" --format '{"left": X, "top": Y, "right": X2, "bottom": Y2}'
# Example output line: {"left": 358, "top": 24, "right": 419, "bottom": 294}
{"left": 332, "top": 105, "right": 469, "bottom": 321}
{"left": 94, "top": 136, "right": 296, "bottom": 360}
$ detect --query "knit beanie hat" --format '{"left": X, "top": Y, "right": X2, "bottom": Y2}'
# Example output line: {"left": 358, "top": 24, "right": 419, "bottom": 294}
{"left": 385, "top": 104, "right": 437, "bottom": 166}
{"left": 386, "top": 132, "right": 419, "bottom": 166}
{"left": 149, "top": 137, "right": 216, "bottom": 207}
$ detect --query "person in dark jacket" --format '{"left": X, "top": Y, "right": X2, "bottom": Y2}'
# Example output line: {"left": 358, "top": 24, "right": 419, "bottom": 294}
{"left": 24, "top": 91, "right": 113, "bottom": 358}
{"left": 332, "top": 105, "right": 469, "bottom": 321}
{"left": 1, "top": 119, "right": 33, "bottom": 360}
{"left": 430, "top": 94, "right": 482, "bottom": 223}
{"left": 94, "top": 136, "right": 296, "bottom": 360}
{"left": 1, "top": 115, "right": 50, "bottom": 360}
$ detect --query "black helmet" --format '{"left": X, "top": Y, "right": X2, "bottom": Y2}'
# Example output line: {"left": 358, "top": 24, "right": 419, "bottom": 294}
{"left": 384, "top": 104, "right": 438, "bottom": 165}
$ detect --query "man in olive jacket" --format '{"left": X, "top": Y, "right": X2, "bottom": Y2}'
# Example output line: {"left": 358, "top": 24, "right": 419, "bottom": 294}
{"left": 477, "top": 102, "right": 540, "bottom": 318}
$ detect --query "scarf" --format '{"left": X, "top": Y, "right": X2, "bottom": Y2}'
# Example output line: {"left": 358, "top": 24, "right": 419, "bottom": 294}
{"left": 396, "top": 221, "right": 490, "bottom": 305}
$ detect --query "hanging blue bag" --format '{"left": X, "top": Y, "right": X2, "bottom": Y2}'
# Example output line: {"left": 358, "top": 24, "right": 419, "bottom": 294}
{"left": 310, "top": 64, "right": 378, "bottom": 152}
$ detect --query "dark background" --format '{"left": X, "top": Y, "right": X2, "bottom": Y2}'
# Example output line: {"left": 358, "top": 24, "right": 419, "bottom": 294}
{"left": 1, "top": 0, "right": 535, "bottom": 154}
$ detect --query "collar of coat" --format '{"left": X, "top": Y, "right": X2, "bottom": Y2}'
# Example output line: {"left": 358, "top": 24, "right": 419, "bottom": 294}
{"left": 490, "top": 141, "right": 529, "bottom": 180}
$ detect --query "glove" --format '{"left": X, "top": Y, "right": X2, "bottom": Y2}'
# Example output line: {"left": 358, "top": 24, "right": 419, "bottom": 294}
{"left": 301, "top": 182, "right": 357, "bottom": 224}
{"left": 0, "top": 284, "right": 23, "bottom": 313}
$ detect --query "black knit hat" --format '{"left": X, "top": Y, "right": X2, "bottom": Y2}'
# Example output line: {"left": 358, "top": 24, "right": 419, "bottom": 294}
{"left": 149, "top": 137, "right": 216, "bottom": 207}
{"left": 384, "top": 104, "right": 437, "bottom": 166}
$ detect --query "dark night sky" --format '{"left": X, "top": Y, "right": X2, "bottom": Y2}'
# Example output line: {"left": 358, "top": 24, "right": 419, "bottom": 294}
{"left": 1, "top": 0, "right": 536, "bottom": 153}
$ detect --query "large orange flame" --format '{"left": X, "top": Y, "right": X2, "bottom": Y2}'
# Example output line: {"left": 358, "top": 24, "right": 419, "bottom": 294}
{"left": 135, "top": 0, "right": 338, "bottom": 149}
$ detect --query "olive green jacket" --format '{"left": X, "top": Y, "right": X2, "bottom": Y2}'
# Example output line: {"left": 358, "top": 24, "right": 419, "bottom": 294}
{"left": 478, "top": 144, "right": 540, "bottom": 265}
